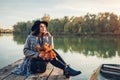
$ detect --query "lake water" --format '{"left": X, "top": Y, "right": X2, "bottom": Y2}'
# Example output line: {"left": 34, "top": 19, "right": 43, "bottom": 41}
{"left": 0, "top": 33, "right": 120, "bottom": 80}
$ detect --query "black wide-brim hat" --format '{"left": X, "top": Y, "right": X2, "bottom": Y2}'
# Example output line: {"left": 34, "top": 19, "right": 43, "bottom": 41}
{"left": 40, "top": 21, "right": 48, "bottom": 27}
{"left": 31, "top": 20, "right": 48, "bottom": 31}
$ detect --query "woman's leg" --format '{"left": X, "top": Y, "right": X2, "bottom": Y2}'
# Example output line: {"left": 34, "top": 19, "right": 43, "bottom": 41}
{"left": 50, "top": 58, "right": 66, "bottom": 70}
{"left": 50, "top": 58, "right": 81, "bottom": 77}
{"left": 53, "top": 49, "right": 66, "bottom": 64}
{"left": 50, "top": 51, "right": 81, "bottom": 77}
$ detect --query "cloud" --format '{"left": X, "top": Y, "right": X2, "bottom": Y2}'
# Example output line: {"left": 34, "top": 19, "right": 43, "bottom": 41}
{"left": 1, "top": 0, "right": 120, "bottom": 28}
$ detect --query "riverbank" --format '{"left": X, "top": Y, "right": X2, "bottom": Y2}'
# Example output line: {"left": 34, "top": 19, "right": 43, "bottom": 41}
{"left": 2, "top": 32, "right": 120, "bottom": 38}
{"left": 51, "top": 33, "right": 120, "bottom": 37}
{"left": 11, "top": 32, "right": 120, "bottom": 36}
{"left": 0, "top": 28, "right": 13, "bottom": 33}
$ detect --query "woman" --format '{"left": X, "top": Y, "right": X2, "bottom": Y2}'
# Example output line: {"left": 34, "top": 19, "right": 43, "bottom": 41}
{"left": 12, "top": 20, "right": 81, "bottom": 77}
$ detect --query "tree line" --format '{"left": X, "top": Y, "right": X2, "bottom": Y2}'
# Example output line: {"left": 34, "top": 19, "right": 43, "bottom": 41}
{"left": 13, "top": 12, "right": 120, "bottom": 35}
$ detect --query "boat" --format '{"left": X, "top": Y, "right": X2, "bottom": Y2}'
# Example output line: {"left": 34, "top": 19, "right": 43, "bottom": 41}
{"left": 89, "top": 64, "right": 120, "bottom": 80}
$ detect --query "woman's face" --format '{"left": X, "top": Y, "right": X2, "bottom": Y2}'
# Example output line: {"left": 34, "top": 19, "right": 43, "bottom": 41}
{"left": 39, "top": 23, "right": 47, "bottom": 33}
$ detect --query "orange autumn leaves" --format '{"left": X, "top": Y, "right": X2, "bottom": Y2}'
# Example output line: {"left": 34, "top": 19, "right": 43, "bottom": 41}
{"left": 36, "top": 43, "right": 56, "bottom": 60}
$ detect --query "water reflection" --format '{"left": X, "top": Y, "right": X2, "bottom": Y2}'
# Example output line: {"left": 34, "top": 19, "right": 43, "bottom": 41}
{"left": 13, "top": 33, "right": 28, "bottom": 44}
{"left": 54, "top": 37, "right": 119, "bottom": 58}
{"left": 0, "top": 33, "right": 24, "bottom": 68}
{"left": 13, "top": 34, "right": 120, "bottom": 58}
{"left": 0, "top": 33, "right": 13, "bottom": 37}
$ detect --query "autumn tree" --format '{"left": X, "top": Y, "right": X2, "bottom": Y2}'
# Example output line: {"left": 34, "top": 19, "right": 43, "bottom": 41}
{"left": 41, "top": 14, "right": 51, "bottom": 22}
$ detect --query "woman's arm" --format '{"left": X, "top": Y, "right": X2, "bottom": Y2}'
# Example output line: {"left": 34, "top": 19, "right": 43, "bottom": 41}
{"left": 48, "top": 36, "right": 54, "bottom": 48}
{"left": 23, "top": 48, "right": 39, "bottom": 58}
{"left": 44, "top": 31, "right": 54, "bottom": 47}
{"left": 42, "top": 31, "right": 54, "bottom": 48}
{"left": 23, "top": 35, "right": 39, "bottom": 58}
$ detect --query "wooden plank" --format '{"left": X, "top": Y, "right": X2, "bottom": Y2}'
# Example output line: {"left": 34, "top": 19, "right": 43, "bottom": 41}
{"left": 25, "top": 63, "right": 69, "bottom": 80}
{"left": 0, "top": 59, "right": 23, "bottom": 80}
{"left": 0, "top": 59, "right": 70, "bottom": 80}
{"left": 26, "top": 74, "right": 68, "bottom": 80}
{"left": 45, "top": 75, "right": 66, "bottom": 80}
{"left": 2, "top": 74, "right": 27, "bottom": 80}
{"left": 89, "top": 66, "right": 101, "bottom": 80}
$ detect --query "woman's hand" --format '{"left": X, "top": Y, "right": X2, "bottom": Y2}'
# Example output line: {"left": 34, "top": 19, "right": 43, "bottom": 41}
{"left": 39, "top": 51, "right": 50, "bottom": 60}
{"left": 44, "top": 31, "right": 51, "bottom": 37}
{"left": 39, "top": 51, "right": 45, "bottom": 58}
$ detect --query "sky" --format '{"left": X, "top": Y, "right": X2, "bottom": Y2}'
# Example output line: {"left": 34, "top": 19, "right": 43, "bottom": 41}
{"left": 0, "top": 0, "right": 120, "bottom": 29}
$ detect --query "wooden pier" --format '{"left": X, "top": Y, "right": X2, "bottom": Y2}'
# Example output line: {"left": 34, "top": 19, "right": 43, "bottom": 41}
{"left": 0, "top": 59, "right": 70, "bottom": 80}
{"left": 89, "top": 66, "right": 101, "bottom": 80}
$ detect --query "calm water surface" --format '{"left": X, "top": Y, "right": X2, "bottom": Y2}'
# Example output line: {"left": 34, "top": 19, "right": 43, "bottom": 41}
{"left": 0, "top": 33, "right": 120, "bottom": 80}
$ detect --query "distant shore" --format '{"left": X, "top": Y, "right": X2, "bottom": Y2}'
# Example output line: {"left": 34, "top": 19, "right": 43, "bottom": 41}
{"left": 52, "top": 33, "right": 120, "bottom": 37}
{"left": 1, "top": 32, "right": 120, "bottom": 37}
{"left": 0, "top": 28, "right": 13, "bottom": 33}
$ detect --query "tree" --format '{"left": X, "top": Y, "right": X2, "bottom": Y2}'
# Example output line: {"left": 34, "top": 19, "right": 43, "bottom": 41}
{"left": 41, "top": 14, "right": 51, "bottom": 22}
{"left": 13, "top": 12, "right": 120, "bottom": 34}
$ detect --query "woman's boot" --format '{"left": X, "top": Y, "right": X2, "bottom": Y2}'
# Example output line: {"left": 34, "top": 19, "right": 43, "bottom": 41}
{"left": 50, "top": 58, "right": 81, "bottom": 78}
{"left": 64, "top": 65, "right": 81, "bottom": 78}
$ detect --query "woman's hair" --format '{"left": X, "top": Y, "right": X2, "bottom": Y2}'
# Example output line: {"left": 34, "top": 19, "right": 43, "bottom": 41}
{"left": 31, "top": 20, "right": 48, "bottom": 36}
{"left": 31, "top": 20, "right": 40, "bottom": 31}
{"left": 32, "top": 28, "right": 40, "bottom": 36}
{"left": 31, "top": 20, "right": 41, "bottom": 36}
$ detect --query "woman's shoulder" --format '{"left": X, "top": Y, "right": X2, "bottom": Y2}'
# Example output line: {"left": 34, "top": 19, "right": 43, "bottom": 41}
{"left": 27, "top": 34, "right": 38, "bottom": 41}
